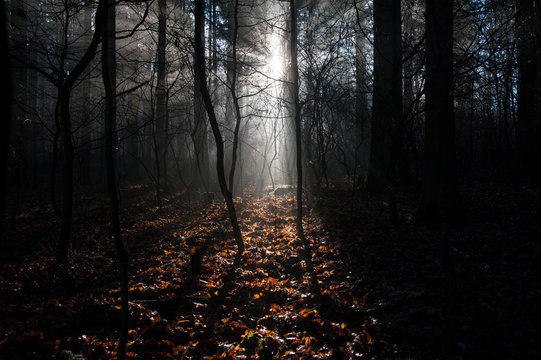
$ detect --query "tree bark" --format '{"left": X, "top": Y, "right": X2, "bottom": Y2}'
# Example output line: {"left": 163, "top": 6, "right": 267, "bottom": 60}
{"left": 417, "top": 0, "right": 460, "bottom": 224}
{"left": 367, "top": 0, "right": 402, "bottom": 193}
{"left": 194, "top": 0, "right": 244, "bottom": 256}
{"left": 227, "top": 0, "right": 243, "bottom": 195}
{"left": 56, "top": 1, "right": 104, "bottom": 263}
{"left": 193, "top": 7, "right": 210, "bottom": 192}
{"left": 516, "top": 0, "right": 541, "bottom": 175}
{"left": 0, "top": 0, "right": 12, "bottom": 238}
{"left": 289, "top": 0, "right": 305, "bottom": 241}
{"left": 101, "top": 0, "right": 130, "bottom": 357}
{"left": 155, "top": 0, "right": 168, "bottom": 195}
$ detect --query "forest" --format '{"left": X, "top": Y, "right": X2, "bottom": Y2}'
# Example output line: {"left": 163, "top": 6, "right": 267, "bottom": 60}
{"left": 0, "top": 0, "right": 540, "bottom": 358}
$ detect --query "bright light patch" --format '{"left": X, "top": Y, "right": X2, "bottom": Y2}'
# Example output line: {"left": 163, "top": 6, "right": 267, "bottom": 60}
{"left": 267, "top": 33, "right": 284, "bottom": 78}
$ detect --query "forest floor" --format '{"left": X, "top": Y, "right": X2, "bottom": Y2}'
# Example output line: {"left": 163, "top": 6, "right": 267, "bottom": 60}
{"left": 1, "top": 177, "right": 540, "bottom": 359}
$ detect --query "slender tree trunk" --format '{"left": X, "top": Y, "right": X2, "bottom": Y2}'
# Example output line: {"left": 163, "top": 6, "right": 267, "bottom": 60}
{"left": 193, "top": 8, "right": 210, "bottom": 192}
{"left": 80, "top": 4, "right": 93, "bottom": 186}
{"left": 194, "top": 0, "right": 244, "bottom": 256}
{"left": 228, "top": 0, "right": 242, "bottom": 194}
{"left": 0, "top": 0, "right": 12, "bottom": 238}
{"left": 57, "top": 90, "right": 75, "bottom": 263}
{"left": 101, "top": 0, "right": 129, "bottom": 357}
{"left": 289, "top": 0, "right": 305, "bottom": 241}
{"left": 155, "top": 0, "right": 168, "bottom": 195}
{"left": 54, "top": 0, "right": 104, "bottom": 263}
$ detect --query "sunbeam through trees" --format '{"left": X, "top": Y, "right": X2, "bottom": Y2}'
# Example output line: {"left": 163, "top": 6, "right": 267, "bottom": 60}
{"left": 1, "top": 0, "right": 540, "bottom": 359}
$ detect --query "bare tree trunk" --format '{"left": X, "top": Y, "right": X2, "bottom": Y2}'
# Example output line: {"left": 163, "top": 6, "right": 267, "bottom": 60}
{"left": 194, "top": 0, "right": 244, "bottom": 257}
{"left": 516, "top": 0, "right": 541, "bottom": 175}
{"left": 57, "top": 89, "right": 75, "bottom": 263}
{"left": 289, "top": 0, "right": 305, "bottom": 241}
{"left": 55, "top": 0, "right": 104, "bottom": 264}
{"left": 417, "top": 0, "right": 459, "bottom": 224}
{"left": 155, "top": 0, "right": 168, "bottom": 196}
{"left": 367, "top": 0, "right": 402, "bottom": 194}
{"left": 101, "top": 0, "right": 129, "bottom": 357}
{"left": 193, "top": 9, "right": 210, "bottom": 192}
{"left": 228, "top": 0, "right": 242, "bottom": 194}
{"left": 0, "top": 0, "right": 12, "bottom": 238}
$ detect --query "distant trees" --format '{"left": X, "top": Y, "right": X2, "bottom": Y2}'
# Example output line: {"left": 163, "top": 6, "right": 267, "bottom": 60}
{"left": 4, "top": 0, "right": 540, "bottom": 238}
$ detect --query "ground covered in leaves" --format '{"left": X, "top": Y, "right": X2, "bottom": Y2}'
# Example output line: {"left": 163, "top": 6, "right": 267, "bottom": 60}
{"left": 1, "top": 178, "right": 540, "bottom": 359}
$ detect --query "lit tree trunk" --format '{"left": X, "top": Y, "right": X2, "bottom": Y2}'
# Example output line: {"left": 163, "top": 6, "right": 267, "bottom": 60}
{"left": 367, "top": 0, "right": 402, "bottom": 193}
{"left": 228, "top": 0, "right": 243, "bottom": 195}
{"left": 194, "top": 0, "right": 244, "bottom": 256}
{"left": 155, "top": 0, "right": 168, "bottom": 195}
{"left": 417, "top": 0, "right": 459, "bottom": 224}
{"left": 101, "top": 0, "right": 129, "bottom": 357}
{"left": 516, "top": 0, "right": 541, "bottom": 175}
{"left": 289, "top": 0, "right": 304, "bottom": 241}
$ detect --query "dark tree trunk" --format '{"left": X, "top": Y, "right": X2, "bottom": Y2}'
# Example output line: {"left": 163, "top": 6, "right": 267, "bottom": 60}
{"left": 367, "top": 0, "right": 402, "bottom": 193}
{"left": 0, "top": 0, "right": 12, "bottom": 238}
{"left": 155, "top": 0, "right": 168, "bottom": 196}
{"left": 57, "top": 90, "right": 75, "bottom": 264}
{"left": 101, "top": 0, "right": 130, "bottom": 357}
{"left": 80, "top": 4, "right": 93, "bottom": 186}
{"left": 516, "top": 0, "right": 541, "bottom": 175}
{"left": 193, "top": 7, "right": 210, "bottom": 192}
{"left": 55, "top": 1, "right": 104, "bottom": 264}
{"left": 289, "top": 0, "right": 305, "bottom": 241}
{"left": 194, "top": 0, "right": 244, "bottom": 256}
{"left": 417, "top": 0, "right": 460, "bottom": 224}
{"left": 228, "top": 0, "right": 242, "bottom": 195}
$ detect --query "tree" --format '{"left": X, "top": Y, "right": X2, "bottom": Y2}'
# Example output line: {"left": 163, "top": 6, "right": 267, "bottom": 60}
{"left": 227, "top": 0, "right": 243, "bottom": 195}
{"left": 289, "top": 0, "right": 304, "bottom": 241}
{"left": 52, "top": 1, "right": 105, "bottom": 263}
{"left": 366, "top": 0, "right": 402, "bottom": 194}
{"left": 0, "top": 0, "right": 12, "bottom": 237}
{"left": 100, "top": 0, "right": 130, "bottom": 357}
{"left": 516, "top": 0, "right": 541, "bottom": 175}
{"left": 154, "top": 0, "right": 169, "bottom": 197}
{"left": 194, "top": 0, "right": 244, "bottom": 257}
{"left": 417, "top": 0, "right": 460, "bottom": 224}
{"left": 192, "top": 2, "right": 210, "bottom": 192}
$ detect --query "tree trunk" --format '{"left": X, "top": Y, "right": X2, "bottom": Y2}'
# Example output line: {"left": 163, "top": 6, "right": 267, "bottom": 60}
{"left": 0, "top": 0, "right": 12, "bottom": 238}
{"left": 367, "top": 0, "right": 402, "bottom": 193}
{"left": 57, "top": 90, "right": 75, "bottom": 264}
{"left": 417, "top": 0, "right": 460, "bottom": 224}
{"left": 289, "top": 0, "right": 305, "bottom": 241}
{"left": 155, "top": 0, "right": 168, "bottom": 195}
{"left": 194, "top": 0, "right": 244, "bottom": 256}
{"left": 193, "top": 9, "right": 210, "bottom": 192}
{"left": 54, "top": 0, "right": 104, "bottom": 262}
{"left": 516, "top": 0, "right": 541, "bottom": 175}
{"left": 228, "top": 0, "right": 243, "bottom": 195}
{"left": 101, "top": 0, "right": 129, "bottom": 357}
